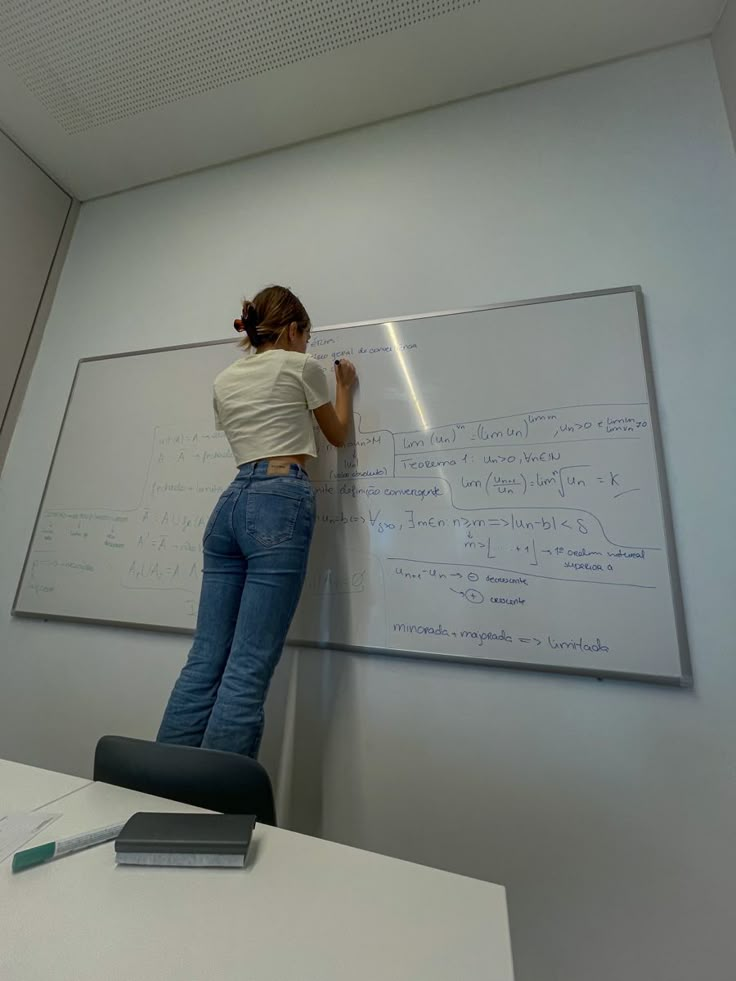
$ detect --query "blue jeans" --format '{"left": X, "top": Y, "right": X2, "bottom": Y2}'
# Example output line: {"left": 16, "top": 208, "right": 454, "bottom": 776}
{"left": 157, "top": 461, "right": 315, "bottom": 758}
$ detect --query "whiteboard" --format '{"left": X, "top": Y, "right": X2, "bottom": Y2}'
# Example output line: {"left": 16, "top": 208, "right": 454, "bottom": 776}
{"left": 14, "top": 288, "right": 690, "bottom": 685}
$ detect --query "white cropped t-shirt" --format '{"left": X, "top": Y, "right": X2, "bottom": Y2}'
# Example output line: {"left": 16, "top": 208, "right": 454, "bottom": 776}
{"left": 213, "top": 350, "right": 330, "bottom": 466}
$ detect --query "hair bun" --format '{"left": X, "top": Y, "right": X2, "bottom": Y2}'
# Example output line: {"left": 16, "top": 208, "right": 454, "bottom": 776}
{"left": 234, "top": 300, "right": 262, "bottom": 346}
{"left": 242, "top": 301, "right": 259, "bottom": 328}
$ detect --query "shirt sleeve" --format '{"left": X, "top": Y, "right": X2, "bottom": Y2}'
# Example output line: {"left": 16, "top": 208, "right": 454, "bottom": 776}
{"left": 301, "top": 356, "right": 330, "bottom": 410}
{"left": 213, "top": 391, "right": 224, "bottom": 431}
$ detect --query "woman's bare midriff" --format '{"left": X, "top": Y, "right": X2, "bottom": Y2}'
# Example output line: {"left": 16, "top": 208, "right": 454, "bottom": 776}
{"left": 263, "top": 455, "right": 309, "bottom": 469}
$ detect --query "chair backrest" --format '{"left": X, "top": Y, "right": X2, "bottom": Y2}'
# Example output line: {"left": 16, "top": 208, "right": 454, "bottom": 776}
{"left": 93, "top": 736, "right": 276, "bottom": 826}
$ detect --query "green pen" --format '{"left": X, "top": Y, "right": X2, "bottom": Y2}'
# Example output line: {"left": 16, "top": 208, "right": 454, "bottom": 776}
{"left": 12, "top": 821, "right": 126, "bottom": 873}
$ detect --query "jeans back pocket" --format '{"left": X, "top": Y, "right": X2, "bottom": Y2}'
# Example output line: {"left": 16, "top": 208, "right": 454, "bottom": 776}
{"left": 246, "top": 484, "right": 304, "bottom": 548}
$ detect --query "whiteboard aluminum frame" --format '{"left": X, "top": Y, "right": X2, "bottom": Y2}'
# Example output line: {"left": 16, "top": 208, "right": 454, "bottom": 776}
{"left": 13, "top": 285, "right": 692, "bottom": 687}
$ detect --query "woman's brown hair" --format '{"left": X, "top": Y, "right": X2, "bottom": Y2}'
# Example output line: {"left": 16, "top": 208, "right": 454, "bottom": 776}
{"left": 234, "top": 285, "right": 310, "bottom": 350}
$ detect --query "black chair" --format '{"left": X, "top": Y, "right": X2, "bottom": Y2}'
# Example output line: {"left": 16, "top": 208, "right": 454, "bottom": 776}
{"left": 93, "top": 735, "right": 277, "bottom": 825}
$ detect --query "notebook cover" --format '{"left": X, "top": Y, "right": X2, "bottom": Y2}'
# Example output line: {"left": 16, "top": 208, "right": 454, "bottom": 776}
{"left": 115, "top": 812, "right": 255, "bottom": 855}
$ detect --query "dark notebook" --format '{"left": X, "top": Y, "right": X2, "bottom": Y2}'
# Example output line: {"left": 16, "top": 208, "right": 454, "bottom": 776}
{"left": 115, "top": 812, "right": 256, "bottom": 868}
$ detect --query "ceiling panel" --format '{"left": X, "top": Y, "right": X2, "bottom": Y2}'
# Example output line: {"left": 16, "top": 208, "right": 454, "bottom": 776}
{"left": 0, "top": 0, "right": 723, "bottom": 199}
{"left": 0, "top": 0, "right": 481, "bottom": 133}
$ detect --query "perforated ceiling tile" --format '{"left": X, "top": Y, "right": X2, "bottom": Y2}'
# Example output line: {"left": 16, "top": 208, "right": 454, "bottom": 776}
{"left": 0, "top": 0, "right": 480, "bottom": 134}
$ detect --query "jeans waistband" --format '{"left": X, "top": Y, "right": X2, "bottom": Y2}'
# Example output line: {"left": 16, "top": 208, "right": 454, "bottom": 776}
{"left": 237, "top": 460, "right": 309, "bottom": 480}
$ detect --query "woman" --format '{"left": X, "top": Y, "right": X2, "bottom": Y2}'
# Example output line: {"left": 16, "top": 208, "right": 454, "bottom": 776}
{"left": 157, "top": 285, "right": 356, "bottom": 757}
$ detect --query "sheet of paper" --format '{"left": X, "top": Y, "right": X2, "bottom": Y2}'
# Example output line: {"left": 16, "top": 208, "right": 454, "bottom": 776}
{"left": 0, "top": 812, "right": 61, "bottom": 864}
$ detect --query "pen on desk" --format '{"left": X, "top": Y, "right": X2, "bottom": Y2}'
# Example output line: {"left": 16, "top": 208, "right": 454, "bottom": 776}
{"left": 12, "top": 821, "right": 126, "bottom": 873}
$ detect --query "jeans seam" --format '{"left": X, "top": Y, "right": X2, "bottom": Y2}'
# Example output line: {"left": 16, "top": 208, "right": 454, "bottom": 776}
{"left": 229, "top": 484, "right": 245, "bottom": 540}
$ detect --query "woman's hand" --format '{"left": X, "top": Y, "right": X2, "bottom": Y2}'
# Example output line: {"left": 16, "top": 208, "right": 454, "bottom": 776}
{"left": 315, "top": 359, "right": 358, "bottom": 447}
{"left": 335, "top": 358, "right": 357, "bottom": 390}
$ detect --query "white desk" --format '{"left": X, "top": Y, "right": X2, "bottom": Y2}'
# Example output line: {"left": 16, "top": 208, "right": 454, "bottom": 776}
{"left": 2, "top": 773, "right": 514, "bottom": 981}
{"left": 0, "top": 758, "right": 90, "bottom": 813}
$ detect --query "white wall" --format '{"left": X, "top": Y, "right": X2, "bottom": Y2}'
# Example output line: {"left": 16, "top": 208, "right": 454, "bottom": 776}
{"left": 0, "top": 128, "right": 72, "bottom": 471}
{"left": 1, "top": 40, "right": 735, "bottom": 981}
{"left": 714, "top": 0, "right": 736, "bottom": 147}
